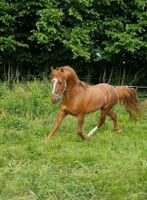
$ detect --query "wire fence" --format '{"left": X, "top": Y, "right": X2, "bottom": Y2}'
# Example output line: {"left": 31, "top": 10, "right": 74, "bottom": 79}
{"left": 124, "top": 86, "right": 147, "bottom": 99}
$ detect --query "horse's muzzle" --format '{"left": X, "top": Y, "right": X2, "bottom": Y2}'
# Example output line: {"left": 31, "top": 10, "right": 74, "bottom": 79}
{"left": 51, "top": 96, "right": 59, "bottom": 103}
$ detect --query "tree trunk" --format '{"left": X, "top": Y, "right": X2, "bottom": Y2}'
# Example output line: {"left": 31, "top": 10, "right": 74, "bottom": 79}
{"left": 121, "top": 66, "right": 126, "bottom": 85}
{"left": 102, "top": 67, "right": 106, "bottom": 83}
{"left": 130, "top": 67, "right": 145, "bottom": 85}
{"left": 15, "top": 64, "right": 20, "bottom": 83}
{"left": 8, "top": 62, "right": 11, "bottom": 82}
{"left": 108, "top": 66, "right": 113, "bottom": 84}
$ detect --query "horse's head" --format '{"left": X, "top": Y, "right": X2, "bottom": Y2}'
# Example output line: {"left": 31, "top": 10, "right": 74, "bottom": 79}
{"left": 50, "top": 67, "right": 67, "bottom": 103}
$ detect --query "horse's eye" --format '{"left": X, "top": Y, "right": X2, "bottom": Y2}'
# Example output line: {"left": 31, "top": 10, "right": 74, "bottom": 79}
{"left": 58, "top": 81, "right": 62, "bottom": 85}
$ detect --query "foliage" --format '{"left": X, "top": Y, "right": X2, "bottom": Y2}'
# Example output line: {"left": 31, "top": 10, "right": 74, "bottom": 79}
{"left": 0, "top": 0, "right": 147, "bottom": 84}
{"left": 0, "top": 81, "right": 147, "bottom": 200}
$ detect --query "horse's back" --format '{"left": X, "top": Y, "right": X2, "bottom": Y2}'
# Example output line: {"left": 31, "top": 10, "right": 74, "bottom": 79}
{"left": 87, "top": 83, "right": 119, "bottom": 110}
{"left": 96, "top": 83, "right": 119, "bottom": 100}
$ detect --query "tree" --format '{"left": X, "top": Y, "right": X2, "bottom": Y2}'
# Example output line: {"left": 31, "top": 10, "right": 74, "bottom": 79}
{"left": 0, "top": 0, "right": 147, "bottom": 84}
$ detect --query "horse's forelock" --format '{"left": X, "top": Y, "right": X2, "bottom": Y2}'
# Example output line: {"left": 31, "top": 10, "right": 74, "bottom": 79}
{"left": 51, "top": 67, "right": 64, "bottom": 78}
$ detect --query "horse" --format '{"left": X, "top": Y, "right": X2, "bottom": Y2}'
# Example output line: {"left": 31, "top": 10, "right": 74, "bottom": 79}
{"left": 47, "top": 65, "right": 143, "bottom": 141}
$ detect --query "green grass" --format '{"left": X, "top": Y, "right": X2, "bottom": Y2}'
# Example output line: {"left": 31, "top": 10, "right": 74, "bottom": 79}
{"left": 0, "top": 81, "right": 146, "bottom": 200}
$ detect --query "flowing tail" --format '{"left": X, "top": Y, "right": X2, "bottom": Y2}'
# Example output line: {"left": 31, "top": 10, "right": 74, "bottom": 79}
{"left": 115, "top": 86, "right": 143, "bottom": 120}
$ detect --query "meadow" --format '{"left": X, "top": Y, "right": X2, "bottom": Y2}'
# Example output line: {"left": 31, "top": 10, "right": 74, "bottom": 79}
{"left": 0, "top": 81, "right": 146, "bottom": 200}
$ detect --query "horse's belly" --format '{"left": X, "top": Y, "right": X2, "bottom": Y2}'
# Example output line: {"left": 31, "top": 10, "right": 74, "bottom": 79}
{"left": 85, "top": 95, "right": 105, "bottom": 113}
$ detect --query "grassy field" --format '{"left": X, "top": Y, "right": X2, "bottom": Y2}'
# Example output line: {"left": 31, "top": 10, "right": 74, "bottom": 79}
{"left": 0, "top": 81, "right": 146, "bottom": 200}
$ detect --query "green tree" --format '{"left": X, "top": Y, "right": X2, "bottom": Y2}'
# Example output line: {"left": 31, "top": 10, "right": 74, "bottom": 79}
{"left": 0, "top": 0, "right": 147, "bottom": 84}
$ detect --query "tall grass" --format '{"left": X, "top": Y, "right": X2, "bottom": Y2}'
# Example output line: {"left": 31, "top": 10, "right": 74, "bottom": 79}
{"left": 0, "top": 81, "right": 146, "bottom": 200}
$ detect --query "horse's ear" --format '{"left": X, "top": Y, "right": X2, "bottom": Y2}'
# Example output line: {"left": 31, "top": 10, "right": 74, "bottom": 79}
{"left": 60, "top": 67, "right": 64, "bottom": 72}
{"left": 51, "top": 66, "right": 54, "bottom": 72}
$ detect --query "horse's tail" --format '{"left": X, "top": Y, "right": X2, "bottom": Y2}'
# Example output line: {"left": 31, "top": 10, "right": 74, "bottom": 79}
{"left": 115, "top": 86, "right": 143, "bottom": 120}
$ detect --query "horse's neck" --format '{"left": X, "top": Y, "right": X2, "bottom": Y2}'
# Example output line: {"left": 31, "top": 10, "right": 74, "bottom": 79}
{"left": 64, "top": 80, "right": 85, "bottom": 99}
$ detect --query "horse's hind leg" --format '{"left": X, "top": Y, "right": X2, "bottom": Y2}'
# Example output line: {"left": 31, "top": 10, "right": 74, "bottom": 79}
{"left": 97, "top": 109, "right": 108, "bottom": 128}
{"left": 107, "top": 110, "right": 120, "bottom": 132}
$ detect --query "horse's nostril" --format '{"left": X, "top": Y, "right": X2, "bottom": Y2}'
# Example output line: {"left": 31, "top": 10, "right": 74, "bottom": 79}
{"left": 51, "top": 96, "right": 56, "bottom": 103}
{"left": 51, "top": 96, "right": 58, "bottom": 103}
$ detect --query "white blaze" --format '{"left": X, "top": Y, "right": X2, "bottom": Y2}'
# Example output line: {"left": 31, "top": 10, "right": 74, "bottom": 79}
{"left": 52, "top": 78, "right": 58, "bottom": 93}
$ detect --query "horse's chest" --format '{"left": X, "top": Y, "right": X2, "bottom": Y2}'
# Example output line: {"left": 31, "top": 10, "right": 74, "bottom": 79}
{"left": 66, "top": 106, "right": 78, "bottom": 116}
{"left": 61, "top": 102, "right": 81, "bottom": 116}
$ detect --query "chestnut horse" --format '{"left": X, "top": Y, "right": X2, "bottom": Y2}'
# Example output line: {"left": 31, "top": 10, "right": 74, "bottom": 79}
{"left": 47, "top": 66, "right": 142, "bottom": 141}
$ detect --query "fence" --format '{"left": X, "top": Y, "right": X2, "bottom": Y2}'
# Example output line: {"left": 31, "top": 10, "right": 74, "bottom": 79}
{"left": 128, "top": 86, "right": 147, "bottom": 99}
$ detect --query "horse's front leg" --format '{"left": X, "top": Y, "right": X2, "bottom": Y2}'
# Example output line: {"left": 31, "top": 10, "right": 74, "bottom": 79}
{"left": 47, "top": 109, "right": 67, "bottom": 142}
{"left": 77, "top": 114, "right": 91, "bottom": 140}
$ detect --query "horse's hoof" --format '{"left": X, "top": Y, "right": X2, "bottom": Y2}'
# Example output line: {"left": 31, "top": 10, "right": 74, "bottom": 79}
{"left": 44, "top": 139, "right": 49, "bottom": 144}
{"left": 45, "top": 138, "right": 52, "bottom": 144}
{"left": 115, "top": 128, "right": 122, "bottom": 133}
{"left": 84, "top": 135, "right": 91, "bottom": 140}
